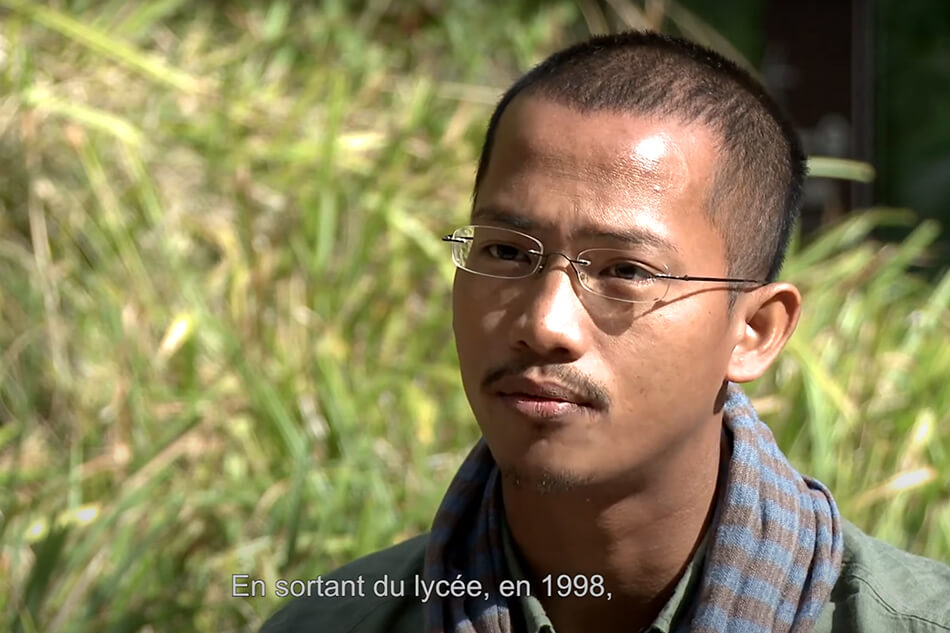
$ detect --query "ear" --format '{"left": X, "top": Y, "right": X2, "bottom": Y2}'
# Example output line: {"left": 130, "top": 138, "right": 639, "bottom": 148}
{"left": 726, "top": 282, "right": 802, "bottom": 383}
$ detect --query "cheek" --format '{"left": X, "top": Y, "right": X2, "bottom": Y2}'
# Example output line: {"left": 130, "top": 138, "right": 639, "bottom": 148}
{"left": 452, "top": 282, "right": 473, "bottom": 353}
{"left": 609, "top": 309, "right": 729, "bottom": 408}
{"left": 453, "top": 275, "right": 512, "bottom": 322}
{"left": 452, "top": 278, "right": 505, "bottom": 360}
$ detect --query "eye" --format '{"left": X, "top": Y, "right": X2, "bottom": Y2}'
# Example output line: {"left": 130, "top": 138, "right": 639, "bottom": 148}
{"left": 602, "top": 261, "right": 655, "bottom": 281}
{"left": 484, "top": 243, "right": 530, "bottom": 261}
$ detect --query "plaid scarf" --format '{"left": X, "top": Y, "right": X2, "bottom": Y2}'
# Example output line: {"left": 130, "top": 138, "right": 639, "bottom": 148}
{"left": 422, "top": 383, "right": 844, "bottom": 633}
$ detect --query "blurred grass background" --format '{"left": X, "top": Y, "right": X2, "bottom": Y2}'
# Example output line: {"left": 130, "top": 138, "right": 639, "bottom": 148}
{"left": 1, "top": 1, "right": 948, "bottom": 632}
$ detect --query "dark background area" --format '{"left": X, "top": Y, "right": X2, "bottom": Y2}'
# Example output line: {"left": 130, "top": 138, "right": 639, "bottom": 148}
{"left": 683, "top": 0, "right": 950, "bottom": 265}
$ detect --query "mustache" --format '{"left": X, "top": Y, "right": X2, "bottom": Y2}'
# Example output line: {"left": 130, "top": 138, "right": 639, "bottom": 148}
{"left": 481, "top": 360, "right": 611, "bottom": 410}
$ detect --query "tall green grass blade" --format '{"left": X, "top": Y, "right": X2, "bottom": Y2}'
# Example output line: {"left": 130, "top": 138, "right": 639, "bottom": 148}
{"left": 20, "top": 87, "right": 143, "bottom": 147}
{"left": 807, "top": 156, "right": 877, "bottom": 182}
{"left": 14, "top": 524, "right": 69, "bottom": 633}
{"left": 1, "top": 0, "right": 204, "bottom": 93}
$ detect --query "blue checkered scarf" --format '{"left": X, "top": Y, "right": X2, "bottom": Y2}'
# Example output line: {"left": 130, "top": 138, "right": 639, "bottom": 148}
{"left": 423, "top": 383, "right": 843, "bottom": 633}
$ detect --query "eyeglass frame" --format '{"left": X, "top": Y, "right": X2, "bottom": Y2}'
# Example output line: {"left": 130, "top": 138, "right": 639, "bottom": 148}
{"left": 441, "top": 224, "right": 768, "bottom": 304}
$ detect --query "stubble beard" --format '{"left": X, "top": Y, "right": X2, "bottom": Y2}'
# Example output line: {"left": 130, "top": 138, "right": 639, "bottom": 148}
{"left": 499, "top": 462, "right": 595, "bottom": 495}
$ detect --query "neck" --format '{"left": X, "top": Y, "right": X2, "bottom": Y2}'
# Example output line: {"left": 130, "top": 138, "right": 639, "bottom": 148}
{"left": 502, "top": 419, "right": 728, "bottom": 633}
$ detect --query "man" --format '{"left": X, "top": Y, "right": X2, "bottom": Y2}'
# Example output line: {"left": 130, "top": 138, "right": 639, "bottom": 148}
{"left": 261, "top": 31, "right": 950, "bottom": 633}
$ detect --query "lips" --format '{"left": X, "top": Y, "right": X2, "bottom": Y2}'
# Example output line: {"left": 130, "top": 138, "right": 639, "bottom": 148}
{"left": 493, "top": 376, "right": 592, "bottom": 407}
{"left": 500, "top": 395, "right": 587, "bottom": 417}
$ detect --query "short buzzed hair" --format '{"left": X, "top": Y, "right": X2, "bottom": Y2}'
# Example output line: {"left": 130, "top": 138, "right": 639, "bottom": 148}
{"left": 473, "top": 31, "right": 806, "bottom": 284}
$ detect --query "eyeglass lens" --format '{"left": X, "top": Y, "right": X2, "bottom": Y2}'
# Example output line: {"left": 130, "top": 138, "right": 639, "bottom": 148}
{"left": 450, "top": 225, "right": 669, "bottom": 303}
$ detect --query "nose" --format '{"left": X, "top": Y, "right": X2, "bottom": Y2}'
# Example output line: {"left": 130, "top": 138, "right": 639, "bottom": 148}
{"left": 508, "top": 254, "right": 587, "bottom": 359}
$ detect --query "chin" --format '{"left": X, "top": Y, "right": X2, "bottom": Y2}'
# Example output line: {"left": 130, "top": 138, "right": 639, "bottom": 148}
{"left": 488, "top": 436, "right": 602, "bottom": 494}
{"left": 488, "top": 428, "right": 655, "bottom": 497}
{"left": 498, "top": 460, "right": 595, "bottom": 495}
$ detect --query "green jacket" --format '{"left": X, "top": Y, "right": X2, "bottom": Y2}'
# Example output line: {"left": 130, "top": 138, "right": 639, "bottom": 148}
{"left": 259, "top": 520, "right": 950, "bottom": 633}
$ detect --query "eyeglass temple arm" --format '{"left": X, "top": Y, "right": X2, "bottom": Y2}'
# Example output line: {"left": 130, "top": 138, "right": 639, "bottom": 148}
{"left": 442, "top": 235, "right": 469, "bottom": 243}
{"left": 656, "top": 273, "right": 766, "bottom": 285}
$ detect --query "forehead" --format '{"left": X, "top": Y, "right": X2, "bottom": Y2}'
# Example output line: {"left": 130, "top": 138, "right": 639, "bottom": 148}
{"left": 476, "top": 96, "right": 723, "bottom": 261}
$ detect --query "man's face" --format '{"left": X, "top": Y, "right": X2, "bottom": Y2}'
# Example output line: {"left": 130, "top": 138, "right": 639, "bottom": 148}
{"left": 452, "top": 96, "right": 741, "bottom": 491}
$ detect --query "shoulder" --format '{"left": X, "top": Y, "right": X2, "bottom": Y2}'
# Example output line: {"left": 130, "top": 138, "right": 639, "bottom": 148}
{"left": 259, "top": 533, "right": 429, "bottom": 633}
{"left": 820, "top": 519, "right": 950, "bottom": 632}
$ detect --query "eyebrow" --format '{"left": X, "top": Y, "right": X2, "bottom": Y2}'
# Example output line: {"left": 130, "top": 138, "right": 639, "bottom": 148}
{"left": 471, "top": 205, "right": 680, "bottom": 254}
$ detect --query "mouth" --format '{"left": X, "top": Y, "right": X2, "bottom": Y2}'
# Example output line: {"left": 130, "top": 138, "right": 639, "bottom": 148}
{"left": 488, "top": 372, "right": 601, "bottom": 421}
{"left": 497, "top": 393, "right": 591, "bottom": 420}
